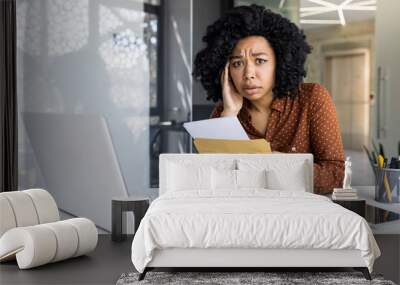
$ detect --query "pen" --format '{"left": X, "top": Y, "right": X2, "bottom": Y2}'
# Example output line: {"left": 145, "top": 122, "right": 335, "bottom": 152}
{"left": 362, "top": 145, "right": 374, "bottom": 169}
{"left": 372, "top": 140, "right": 379, "bottom": 158}
{"left": 371, "top": 151, "right": 377, "bottom": 164}
{"left": 389, "top": 157, "right": 397, "bottom": 169}
{"left": 379, "top": 143, "right": 385, "bottom": 158}
{"left": 378, "top": 155, "right": 392, "bottom": 202}
{"left": 398, "top": 141, "right": 400, "bottom": 157}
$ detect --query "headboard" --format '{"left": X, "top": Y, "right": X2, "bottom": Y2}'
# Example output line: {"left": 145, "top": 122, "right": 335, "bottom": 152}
{"left": 159, "top": 153, "right": 314, "bottom": 195}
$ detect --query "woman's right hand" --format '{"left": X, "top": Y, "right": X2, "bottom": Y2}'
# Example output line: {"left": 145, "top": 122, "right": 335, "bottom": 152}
{"left": 220, "top": 62, "right": 243, "bottom": 117}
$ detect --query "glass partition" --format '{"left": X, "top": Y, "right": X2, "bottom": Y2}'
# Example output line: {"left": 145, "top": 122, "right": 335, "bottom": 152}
{"left": 16, "top": 0, "right": 159, "bottom": 231}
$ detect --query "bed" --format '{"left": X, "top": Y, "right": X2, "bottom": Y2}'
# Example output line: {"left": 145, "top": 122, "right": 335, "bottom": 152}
{"left": 131, "top": 153, "right": 381, "bottom": 280}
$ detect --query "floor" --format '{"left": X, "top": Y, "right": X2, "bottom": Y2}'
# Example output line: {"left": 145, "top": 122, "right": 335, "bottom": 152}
{"left": 1, "top": 234, "right": 399, "bottom": 285}
{"left": 373, "top": 235, "right": 400, "bottom": 284}
{"left": 0, "top": 235, "right": 133, "bottom": 285}
{"left": 59, "top": 210, "right": 110, "bottom": 234}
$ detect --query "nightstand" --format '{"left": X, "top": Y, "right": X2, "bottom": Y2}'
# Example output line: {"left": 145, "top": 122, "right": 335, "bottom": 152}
{"left": 111, "top": 196, "right": 150, "bottom": 242}
{"left": 331, "top": 197, "right": 366, "bottom": 218}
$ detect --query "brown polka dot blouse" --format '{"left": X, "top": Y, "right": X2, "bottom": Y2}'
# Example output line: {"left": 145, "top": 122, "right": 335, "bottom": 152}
{"left": 210, "top": 83, "right": 345, "bottom": 195}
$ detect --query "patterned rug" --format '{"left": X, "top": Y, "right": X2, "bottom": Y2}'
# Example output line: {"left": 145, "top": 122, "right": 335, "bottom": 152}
{"left": 116, "top": 271, "right": 396, "bottom": 285}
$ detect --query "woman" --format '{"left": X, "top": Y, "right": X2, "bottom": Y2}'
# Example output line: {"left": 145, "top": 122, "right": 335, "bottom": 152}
{"left": 193, "top": 5, "right": 345, "bottom": 194}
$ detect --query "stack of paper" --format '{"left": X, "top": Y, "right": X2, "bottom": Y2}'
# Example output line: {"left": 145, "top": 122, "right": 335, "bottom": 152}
{"left": 183, "top": 117, "right": 271, "bottom": 153}
{"left": 183, "top": 117, "right": 249, "bottom": 140}
{"left": 332, "top": 188, "right": 358, "bottom": 200}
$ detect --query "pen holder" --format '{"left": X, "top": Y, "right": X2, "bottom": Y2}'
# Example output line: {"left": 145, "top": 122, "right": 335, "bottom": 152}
{"left": 374, "top": 165, "right": 400, "bottom": 203}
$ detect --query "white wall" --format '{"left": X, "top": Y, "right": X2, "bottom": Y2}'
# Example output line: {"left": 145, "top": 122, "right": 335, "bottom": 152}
{"left": 374, "top": 0, "right": 400, "bottom": 158}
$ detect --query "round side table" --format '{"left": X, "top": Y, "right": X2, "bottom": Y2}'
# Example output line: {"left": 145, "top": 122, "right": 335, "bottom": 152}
{"left": 112, "top": 196, "right": 150, "bottom": 242}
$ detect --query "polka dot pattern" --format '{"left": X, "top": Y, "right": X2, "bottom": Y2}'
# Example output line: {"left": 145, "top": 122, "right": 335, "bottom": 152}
{"left": 210, "top": 83, "right": 345, "bottom": 194}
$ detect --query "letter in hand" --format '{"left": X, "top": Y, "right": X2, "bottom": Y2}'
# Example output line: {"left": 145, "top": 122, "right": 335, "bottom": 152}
{"left": 220, "top": 62, "right": 243, "bottom": 117}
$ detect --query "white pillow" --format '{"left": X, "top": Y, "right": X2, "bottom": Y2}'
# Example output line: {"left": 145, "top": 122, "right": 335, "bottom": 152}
{"left": 167, "top": 162, "right": 211, "bottom": 191}
{"left": 266, "top": 167, "right": 307, "bottom": 191}
{"left": 211, "top": 168, "right": 268, "bottom": 190}
{"left": 237, "top": 159, "right": 308, "bottom": 191}
{"left": 236, "top": 169, "right": 267, "bottom": 189}
{"left": 211, "top": 168, "right": 236, "bottom": 190}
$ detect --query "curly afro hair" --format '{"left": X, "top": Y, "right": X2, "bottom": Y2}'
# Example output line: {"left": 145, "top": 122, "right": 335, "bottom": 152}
{"left": 193, "top": 4, "right": 312, "bottom": 102}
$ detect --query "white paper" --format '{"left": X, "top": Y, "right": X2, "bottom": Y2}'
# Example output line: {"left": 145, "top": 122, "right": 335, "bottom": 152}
{"left": 183, "top": 117, "right": 249, "bottom": 140}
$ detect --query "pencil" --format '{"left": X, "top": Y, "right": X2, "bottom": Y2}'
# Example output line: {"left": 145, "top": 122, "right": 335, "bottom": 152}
{"left": 378, "top": 155, "right": 392, "bottom": 203}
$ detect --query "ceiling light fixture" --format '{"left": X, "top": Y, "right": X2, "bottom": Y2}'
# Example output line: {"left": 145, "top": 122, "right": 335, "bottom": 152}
{"left": 300, "top": 19, "right": 342, "bottom": 24}
{"left": 300, "top": 0, "right": 376, "bottom": 26}
{"left": 338, "top": 0, "right": 353, "bottom": 25}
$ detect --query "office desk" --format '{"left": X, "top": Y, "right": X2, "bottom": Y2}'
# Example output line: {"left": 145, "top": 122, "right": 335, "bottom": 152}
{"left": 356, "top": 186, "right": 400, "bottom": 235}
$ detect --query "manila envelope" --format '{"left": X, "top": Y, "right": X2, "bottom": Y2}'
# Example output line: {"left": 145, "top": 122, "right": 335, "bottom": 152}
{"left": 194, "top": 138, "right": 271, "bottom": 154}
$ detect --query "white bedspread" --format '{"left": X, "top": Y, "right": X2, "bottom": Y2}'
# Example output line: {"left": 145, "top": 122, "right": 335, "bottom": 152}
{"left": 131, "top": 190, "right": 380, "bottom": 273}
